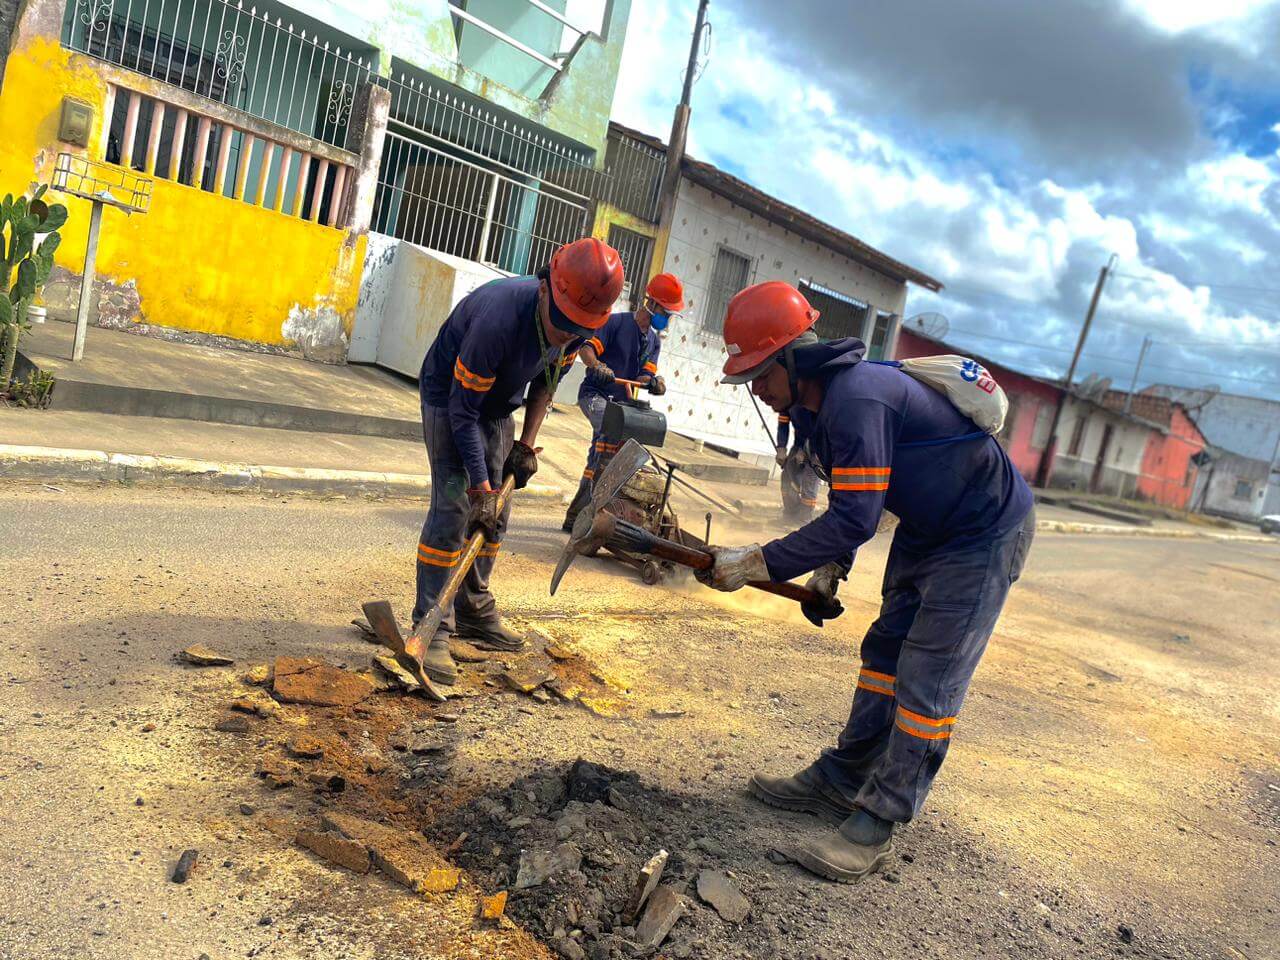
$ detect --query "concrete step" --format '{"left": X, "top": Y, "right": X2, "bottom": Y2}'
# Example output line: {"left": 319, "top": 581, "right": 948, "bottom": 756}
{"left": 1059, "top": 500, "right": 1154, "bottom": 527}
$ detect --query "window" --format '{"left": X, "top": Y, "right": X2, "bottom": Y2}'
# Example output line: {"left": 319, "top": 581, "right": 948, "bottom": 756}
{"left": 701, "top": 246, "right": 752, "bottom": 335}
{"left": 1067, "top": 414, "right": 1088, "bottom": 457}
{"left": 869, "top": 311, "right": 896, "bottom": 360}
{"left": 1234, "top": 479, "right": 1254, "bottom": 499}
{"left": 607, "top": 225, "right": 655, "bottom": 311}
{"left": 1031, "top": 402, "right": 1053, "bottom": 449}
{"left": 799, "top": 281, "right": 869, "bottom": 341}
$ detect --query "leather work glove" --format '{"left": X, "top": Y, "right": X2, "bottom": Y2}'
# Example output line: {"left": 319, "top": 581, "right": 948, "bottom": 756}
{"left": 694, "top": 544, "right": 770, "bottom": 593}
{"left": 802, "top": 561, "right": 846, "bottom": 627}
{"left": 466, "top": 487, "right": 502, "bottom": 539}
{"left": 503, "top": 440, "right": 540, "bottom": 490}
{"left": 646, "top": 376, "right": 667, "bottom": 396}
{"left": 775, "top": 446, "right": 788, "bottom": 467}
{"left": 588, "top": 363, "right": 616, "bottom": 386}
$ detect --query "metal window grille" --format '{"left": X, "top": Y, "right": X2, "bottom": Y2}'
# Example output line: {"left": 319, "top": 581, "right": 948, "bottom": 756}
{"left": 602, "top": 129, "right": 664, "bottom": 223}
{"left": 607, "top": 224, "right": 654, "bottom": 310}
{"left": 799, "top": 280, "right": 869, "bottom": 341}
{"left": 373, "top": 131, "right": 588, "bottom": 276}
{"left": 377, "top": 67, "right": 599, "bottom": 200}
{"left": 701, "top": 246, "right": 752, "bottom": 335}
{"left": 62, "top": 0, "right": 374, "bottom": 148}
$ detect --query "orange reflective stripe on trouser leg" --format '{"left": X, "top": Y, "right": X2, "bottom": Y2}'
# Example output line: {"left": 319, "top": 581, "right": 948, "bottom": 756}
{"left": 855, "top": 666, "right": 896, "bottom": 697}
{"left": 477, "top": 541, "right": 501, "bottom": 559}
{"left": 894, "top": 705, "right": 957, "bottom": 741}
{"left": 417, "top": 543, "right": 461, "bottom": 568}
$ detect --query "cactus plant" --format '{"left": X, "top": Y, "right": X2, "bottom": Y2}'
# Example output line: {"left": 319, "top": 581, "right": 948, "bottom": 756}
{"left": 1, "top": 186, "right": 67, "bottom": 393}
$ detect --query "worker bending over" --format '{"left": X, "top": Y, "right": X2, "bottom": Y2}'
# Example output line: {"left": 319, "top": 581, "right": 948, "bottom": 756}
{"left": 562, "top": 273, "right": 685, "bottom": 531}
{"left": 776, "top": 409, "right": 822, "bottom": 522}
{"left": 699, "top": 282, "right": 1034, "bottom": 883}
{"left": 415, "top": 238, "right": 624, "bottom": 684}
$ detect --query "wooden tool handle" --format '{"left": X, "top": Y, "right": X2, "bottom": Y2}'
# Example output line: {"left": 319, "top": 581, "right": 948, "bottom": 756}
{"left": 429, "top": 475, "right": 517, "bottom": 622}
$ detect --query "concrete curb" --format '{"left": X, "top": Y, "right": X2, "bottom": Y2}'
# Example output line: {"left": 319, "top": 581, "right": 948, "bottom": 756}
{"left": 0, "top": 443, "right": 567, "bottom": 503}
{"left": 1034, "top": 518, "right": 1274, "bottom": 544}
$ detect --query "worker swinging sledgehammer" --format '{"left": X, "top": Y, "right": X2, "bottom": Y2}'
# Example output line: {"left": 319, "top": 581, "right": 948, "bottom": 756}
{"left": 412, "top": 237, "right": 625, "bottom": 685}
{"left": 697, "top": 282, "right": 1035, "bottom": 883}
{"left": 562, "top": 273, "right": 685, "bottom": 532}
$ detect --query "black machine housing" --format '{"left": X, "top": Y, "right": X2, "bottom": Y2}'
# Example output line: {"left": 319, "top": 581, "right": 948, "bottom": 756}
{"left": 602, "top": 397, "right": 667, "bottom": 447}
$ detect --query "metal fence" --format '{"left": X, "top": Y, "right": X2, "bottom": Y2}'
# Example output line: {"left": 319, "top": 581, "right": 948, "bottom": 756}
{"left": 607, "top": 224, "right": 654, "bottom": 310}
{"left": 63, "top": 0, "right": 373, "bottom": 148}
{"left": 602, "top": 128, "right": 664, "bottom": 223}
{"left": 372, "top": 132, "right": 589, "bottom": 276}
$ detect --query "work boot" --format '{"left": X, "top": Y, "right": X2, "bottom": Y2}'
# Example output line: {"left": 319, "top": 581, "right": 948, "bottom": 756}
{"left": 454, "top": 615, "right": 526, "bottom": 652}
{"left": 793, "top": 809, "right": 894, "bottom": 884}
{"left": 563, "top": 486, "right": 592, "bottom": 532}
{"left": 748, "top": 766, "right": 859, "bottom": 825}
{"left": 421, "top": 635, "right": 457, "bottom": 686}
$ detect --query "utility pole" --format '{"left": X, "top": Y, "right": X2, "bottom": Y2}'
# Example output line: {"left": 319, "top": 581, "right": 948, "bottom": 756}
{"left": 1034, "top": 253, "right": 1116, "bottom": 488}
{"left": 650, "top": 0, "right": 710, "bottom": 277}
{"left": 1123, "top": 335, "right": 1153, "bottom": 414}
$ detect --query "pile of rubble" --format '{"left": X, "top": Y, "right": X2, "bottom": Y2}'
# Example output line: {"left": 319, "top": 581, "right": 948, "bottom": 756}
{"left": 426, "top": 759, "right": 762, "bottom": 960}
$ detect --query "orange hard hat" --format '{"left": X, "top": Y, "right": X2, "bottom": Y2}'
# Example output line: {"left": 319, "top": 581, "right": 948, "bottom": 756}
{"left": 548, "top": 238, "right": 625, "bottom": 336}
{"left": 645, "top": 273, "right": 686, "bottom": 313}
{"left": 720, "top": 281, "right": 820, "bottom": 384}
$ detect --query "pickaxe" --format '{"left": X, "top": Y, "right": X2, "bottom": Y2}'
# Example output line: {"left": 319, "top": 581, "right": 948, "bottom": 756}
{"left": 551, "top": 439, "right": 842, "bottom": 623}
{"left": 363, "top": 474, "right": 518, "bottom": 699}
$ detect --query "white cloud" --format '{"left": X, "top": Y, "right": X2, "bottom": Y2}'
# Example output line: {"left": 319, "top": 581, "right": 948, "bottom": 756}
{"left": 612, "top": 0, "right": 1280, "bottom": 398}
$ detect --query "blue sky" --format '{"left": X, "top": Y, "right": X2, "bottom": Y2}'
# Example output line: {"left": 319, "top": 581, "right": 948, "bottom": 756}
{"left": 611, "top": 0, "right": 1280, "bottom": 402}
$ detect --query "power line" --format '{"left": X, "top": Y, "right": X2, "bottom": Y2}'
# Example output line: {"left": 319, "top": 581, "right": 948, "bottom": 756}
{"left": 943, "top": 326, "right": 1279, "bottom": 386}
{"left": 1111, "top": 272, "right": 1280, "bottom": 296}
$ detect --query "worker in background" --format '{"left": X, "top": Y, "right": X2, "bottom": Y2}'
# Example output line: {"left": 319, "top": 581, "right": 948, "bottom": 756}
{"left": 776, "top": 410, "right": 822, "bottom": 522}
{"left": 415, "top": 238, "right": 624, "bottom": 684}
{"left": 562, "top": 273, "right": 685, "bottom": 531}
{"left": 697, "top": 282, "right": 1034, "bottom": 883}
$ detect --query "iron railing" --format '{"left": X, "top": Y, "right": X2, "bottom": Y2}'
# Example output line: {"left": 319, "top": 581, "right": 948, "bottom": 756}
{"left": 63, "top": 0, "right": 373, "bottom": 148}
{"left": 602, "top": 128, "right": 664, "bottom": 223}
{"left": 372, "top": 131, "right": 588, "bottom": 276}
{"left": 606, "top": 223, "right": 654, "bottom": 310}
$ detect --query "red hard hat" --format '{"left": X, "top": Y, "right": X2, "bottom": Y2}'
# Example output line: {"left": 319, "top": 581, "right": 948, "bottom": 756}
{"left": 720, "top": 282, "right": 820, "bottom": 384}
{"left": 645, "top": 273, "right": 686, "bottom": 313}
{"left": 549, "top": 238, "right": 624, "bottom": 335}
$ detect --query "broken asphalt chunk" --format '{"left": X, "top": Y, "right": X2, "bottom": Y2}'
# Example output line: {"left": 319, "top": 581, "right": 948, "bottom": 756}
{"left": 514, "top": 843, "right": 583, "bottom": 889}
{"left": 306, "top": 770, "right": 346, "bottom": 793}
{"left": 171, "top": 849, "right": 200, "bottom": 883}
{"left": 479, "top": 890, "right": 507, "bottom": 922}
{"left": 623, "top": 849, "right": 669, "bottom": 923}
{"left": 449, "top": 639, "right": 491, "bottom": 663}
{"left": 634, "top": 885, "right": 685, "bottom": 951}
{"left": 296, "top": 829, "right": 371, "bottom": 874}
{"left": 272, "top": 656, "right": 374, "bottom": 708}
{"left": 372, "top": 654, "right": 421, "bottom": 693}
{"left": 178, "top": 644, "right": 233, "bottom": 667}
{"left": 696, "top": 869, "right": 750, "bottom": 924}
{"left": 286, "top": 735, "right": 325, "bottom": 760}
{"left": 502, "top": 665, "right": 554, "bottom": 695}
{"left": 214, "top": 715, "right": 253, "bottom": 734}
{"left": 321, "top": 811, "right": 457, "bottom": 895}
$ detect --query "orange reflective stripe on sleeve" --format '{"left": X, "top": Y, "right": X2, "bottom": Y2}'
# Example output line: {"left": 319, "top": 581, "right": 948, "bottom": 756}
{"left": 560, "top": 351, "right": 578, "bottom": 368}
{"left": 831, "top": 466, "right": 891, "bottom": 492}
{"left": 417, "top": 543, "right": 462, "bottom": 568}
{"left": 643, "top": 361, "right": 658, "bottom": 374}
{"left": 894, "top": 705, "right": 957, "bottom": 741}
{"left": 586, "top": 337, "right": 605, "bottom": 355}
{"left": 856, "top": 667, "right": 896, "bottom": 697}
{"left": 454, "top": 358, "right": 495, "bottom": 393}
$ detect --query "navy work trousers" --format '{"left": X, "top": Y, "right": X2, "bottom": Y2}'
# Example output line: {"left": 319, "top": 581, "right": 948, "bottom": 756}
{"left": 412, "top": 402, "right": 515, "bottom": 634}
{"left": 814, "top": 509, "right": 1035, "bottom": 823}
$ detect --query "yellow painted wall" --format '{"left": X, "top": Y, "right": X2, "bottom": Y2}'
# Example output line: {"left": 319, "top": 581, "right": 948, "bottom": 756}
{"left": 0, "top": 37, "right": 366, "bottom": 355}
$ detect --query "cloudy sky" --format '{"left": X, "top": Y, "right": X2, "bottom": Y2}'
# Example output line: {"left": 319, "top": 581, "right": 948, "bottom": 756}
{"left": 610, "top": 0, "right": 1280, "bottom": 402}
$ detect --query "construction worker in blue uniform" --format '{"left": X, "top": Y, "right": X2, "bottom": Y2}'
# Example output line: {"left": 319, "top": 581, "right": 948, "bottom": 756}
{"left": 697, "top": 282, "right": 1035, "bottom": 883}
{"left": 415, "top": 238, "right": 624, "bottom": 684}
{"left": 776, "top": 409, "right": 822, "bottom": 521}
{"left": 562, "top": 273, "right": 686, "bottom": 531}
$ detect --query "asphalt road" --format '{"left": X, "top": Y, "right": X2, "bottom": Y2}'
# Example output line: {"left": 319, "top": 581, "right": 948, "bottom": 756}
{"left": 0, "top": 483, "right": 1277, "bottom": 960}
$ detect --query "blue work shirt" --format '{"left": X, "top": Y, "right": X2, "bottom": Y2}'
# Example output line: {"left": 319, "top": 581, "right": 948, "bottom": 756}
{"left": 776, "top": 406, "right": 811, "bottom": 451}
{"left": 761, "top": 338, "right": 1034, "bottom": 582}
{"left": 419, "top": 276, "right": 579, "bottom": 488}
{"left": 578, "top": 310, "right": 662, "bottom": 403}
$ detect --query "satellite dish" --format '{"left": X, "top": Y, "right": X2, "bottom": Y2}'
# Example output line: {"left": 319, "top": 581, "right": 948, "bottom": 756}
{"left": 904, "top": 311, "right": 949, "bottom": 340}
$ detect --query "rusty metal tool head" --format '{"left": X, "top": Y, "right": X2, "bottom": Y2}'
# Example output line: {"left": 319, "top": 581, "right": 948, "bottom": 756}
{"left": 550, "top": 438, "right": 652, "bottom": 595}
